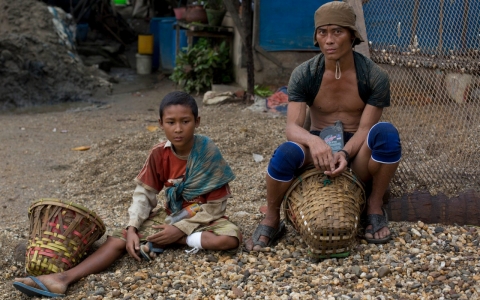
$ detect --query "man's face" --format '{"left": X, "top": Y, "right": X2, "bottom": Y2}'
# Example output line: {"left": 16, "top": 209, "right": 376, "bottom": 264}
{"left": 315, "top": 25, "right": 354, "bottom": 60}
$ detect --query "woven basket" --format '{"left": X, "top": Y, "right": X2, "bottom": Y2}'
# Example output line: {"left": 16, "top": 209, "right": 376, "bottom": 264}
{"left": 283, "top": 168, "right": 366, "bottom": 259}
{"left": 26, "top": 198, "right": 106, "bottom": 276}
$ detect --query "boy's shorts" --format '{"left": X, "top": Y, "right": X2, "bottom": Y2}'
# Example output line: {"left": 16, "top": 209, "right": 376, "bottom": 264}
{"left": 111, "top": 208, "right": 242, "bottom": 243}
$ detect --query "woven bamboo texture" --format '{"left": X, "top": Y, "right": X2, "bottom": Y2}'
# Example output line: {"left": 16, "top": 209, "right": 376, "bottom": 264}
{"left": 283, "top": 168, "right": 366, "bottom": 258}
{"left": 26, "top": 198, "right": 106, "bottom": 276}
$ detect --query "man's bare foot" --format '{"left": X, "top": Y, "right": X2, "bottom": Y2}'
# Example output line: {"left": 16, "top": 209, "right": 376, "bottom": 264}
{"left": 244, "top": 217, "right": 283, "bottom": 252}
{"left": 14, "top": 273, "right": 68, "bottom": 295}
{"left": 364, "top": 208, "right": 391, "bottom": 243}
{"left": 364, "top": 225, "right": 390, "bottom": 240}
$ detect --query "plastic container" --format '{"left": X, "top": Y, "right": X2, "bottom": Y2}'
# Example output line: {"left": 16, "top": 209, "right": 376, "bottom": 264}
{"left": 319, "top": 120, "right": 344, "bottom": 153}
{"left": 149, "top": 17, "right": 175, "bottom": 70}
{"left": 158, "top": 19, "right": 188, "bottom": 73}
{"left": 173, "top": 7, "right": 186, "bottom": 20}
{"left": 135, "top": 54, "right": 152, "bottom": 75}
{"left": 138, "top": 34, "right": 154, "bottom": 55}
{"left": 76, "top": 23, "right": 89, "bottom": 42}
{"left": 164, "top": 203, "right": 201, "bottom": 224}
{"left": 158, "top": 18, "right": 177, "bottom": 73}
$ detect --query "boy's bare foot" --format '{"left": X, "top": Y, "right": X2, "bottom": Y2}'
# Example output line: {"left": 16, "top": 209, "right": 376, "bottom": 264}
{"left": 14, "top": 273, "right": 68, "bottom": 295}
{"left": 140, "top": 242, "right": 164, "bottom": 260}
{"left": 141, "top": 243, "right": 157, "bottom": 259}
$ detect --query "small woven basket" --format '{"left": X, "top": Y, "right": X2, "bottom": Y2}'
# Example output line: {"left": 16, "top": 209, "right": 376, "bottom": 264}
{"left": 26, "top": 198, "right": 106, "bottom": 276}
{"left": 283, "top": 168, "right": 366, "bottom": 259}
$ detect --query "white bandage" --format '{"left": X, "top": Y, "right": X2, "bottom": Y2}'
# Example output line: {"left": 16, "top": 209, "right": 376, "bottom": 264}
{"left": 186, "top": 232, "right": 203, "bottom": 250}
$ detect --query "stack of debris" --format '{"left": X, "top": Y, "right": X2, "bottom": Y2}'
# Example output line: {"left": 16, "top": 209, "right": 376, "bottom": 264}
{"left": 0, "top": 0, "right": 136, "bottom": 110}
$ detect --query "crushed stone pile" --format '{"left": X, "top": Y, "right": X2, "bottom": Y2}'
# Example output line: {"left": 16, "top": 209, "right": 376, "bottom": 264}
{"left": 0, "top": 0, "right": 111, "bottom": 110}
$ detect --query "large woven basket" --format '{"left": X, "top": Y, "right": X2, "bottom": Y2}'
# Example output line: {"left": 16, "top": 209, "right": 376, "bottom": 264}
{"left": 26, "top": 198, "right": 106, "bottom": 275}
{"left": 283, "top": 168, "right": 366, "bottom": 259}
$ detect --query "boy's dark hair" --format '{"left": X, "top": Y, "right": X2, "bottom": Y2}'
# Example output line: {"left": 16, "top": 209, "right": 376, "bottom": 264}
{"left": 159, "top": 91, "right": 198, "bottom": 120}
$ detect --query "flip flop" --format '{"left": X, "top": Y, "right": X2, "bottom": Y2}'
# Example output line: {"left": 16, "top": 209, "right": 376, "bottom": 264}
{"left": 13, "top": 276, "right": 65, "bottom": 298}
{"left": 246, "top": 219, "right": 286, "bottom": 252}
{"left": 140, "top": 241, "right": 164, "bottom": 261}
{"left": 364, "top": 207, "right": 391, "bottom": 244}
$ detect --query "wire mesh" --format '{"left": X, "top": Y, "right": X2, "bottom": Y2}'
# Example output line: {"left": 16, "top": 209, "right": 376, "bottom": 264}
{"left": 363, "top": 0, "right": 480, "bottom": 198}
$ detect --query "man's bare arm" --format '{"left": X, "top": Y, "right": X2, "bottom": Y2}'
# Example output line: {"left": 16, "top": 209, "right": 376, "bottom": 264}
{"left": 285, "top": 102, "right": 336, "bottom": 172}
{"left": 343, "top": 104, "right": 383, "bottom": 159}
{"left": 285, "top": 101, "right": 310, "bottom": 144}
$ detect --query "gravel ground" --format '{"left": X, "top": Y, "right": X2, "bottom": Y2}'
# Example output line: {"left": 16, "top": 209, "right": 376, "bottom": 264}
{"left": 1, "top": 77, "right": 480, "bottom": 300}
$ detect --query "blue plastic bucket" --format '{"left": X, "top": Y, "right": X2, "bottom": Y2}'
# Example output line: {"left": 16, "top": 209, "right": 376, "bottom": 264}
{"left": 158, "top": 19, "right": 188, "bottom": 73}
{"left": 149, "top": 18, "right": 174, "bottom": 70}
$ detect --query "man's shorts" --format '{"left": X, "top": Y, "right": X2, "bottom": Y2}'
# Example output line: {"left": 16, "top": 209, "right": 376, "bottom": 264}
{"left": 111, "top": 208, "right": 242, "bottom": 242}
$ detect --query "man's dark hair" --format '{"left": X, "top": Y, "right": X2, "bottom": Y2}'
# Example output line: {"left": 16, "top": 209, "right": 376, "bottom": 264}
{"left": 159, "top": 91, "right": 198, "bottom": 120}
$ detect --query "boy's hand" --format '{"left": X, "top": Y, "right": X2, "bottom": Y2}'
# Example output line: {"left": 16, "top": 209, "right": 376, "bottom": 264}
{"left": 147, "top": 224, "right": 185, "bottom": 246}
{"left": 126, "top": 226, "right": 142, "bottom": 261}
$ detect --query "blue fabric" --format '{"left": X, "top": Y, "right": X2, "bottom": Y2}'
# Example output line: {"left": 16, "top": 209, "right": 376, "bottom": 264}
{"left": 367, "top": 122, "right": 402, "bottom": 164}
{"left": 267, "top": 142, "right": 305, "bottom": 182}
{"left": 165, "top": 135, "right": 235, "bottom": 213}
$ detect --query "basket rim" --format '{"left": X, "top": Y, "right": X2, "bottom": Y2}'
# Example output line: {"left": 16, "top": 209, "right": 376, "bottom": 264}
{"left": 283, "top": 167, "right": 366, "bottom": 200}
{"left": 28, "top": 198, "right": 106, "bottom": 232}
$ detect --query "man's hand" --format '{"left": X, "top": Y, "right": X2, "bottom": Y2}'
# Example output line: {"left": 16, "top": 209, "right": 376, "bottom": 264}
{"left": 125, "top": 226, "right": 142, "bottom": 261}
{"left": 146, "top": 224, "right": 185, "bottom": 246}
{"left": 308, "top": 135, "right": 336, "bottom": 172}
{"left": 324, "top": 151, "right": 348, "bottom": 177}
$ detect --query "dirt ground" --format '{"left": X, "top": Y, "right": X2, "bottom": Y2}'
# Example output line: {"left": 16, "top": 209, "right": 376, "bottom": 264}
{"left": 0, "top": 70, "right": 289, "bottom": 297}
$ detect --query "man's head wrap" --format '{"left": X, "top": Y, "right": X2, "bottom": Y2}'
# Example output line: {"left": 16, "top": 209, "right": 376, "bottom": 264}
{"left": 313, "top": 1, "right": 365, "bottom": 47}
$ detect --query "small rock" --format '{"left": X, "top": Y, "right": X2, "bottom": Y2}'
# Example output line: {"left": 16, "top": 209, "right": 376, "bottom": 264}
{"left": 232, "top": 286, "right": 244, "bottom": 298}
{"left": 351, "top": 266, "right": 361, "bottom": 277}
{"left": 411, "top": 228, "right": 422, "bottom": 237}
{"left": 94, "top": 287, "right": 105, "bottom": 296}
{"left": 377, "top": 266, "right": 391, "bottom": 278}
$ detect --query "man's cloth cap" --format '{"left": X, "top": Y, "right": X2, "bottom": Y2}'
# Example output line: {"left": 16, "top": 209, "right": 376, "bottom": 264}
{"left": 313, "top": 1, "right": 365, "bottom": 47}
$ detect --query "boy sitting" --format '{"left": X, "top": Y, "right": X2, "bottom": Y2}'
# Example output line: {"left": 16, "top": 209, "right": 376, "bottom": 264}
{"left": 13, "top": 91, "right": 241, "bottom": 298}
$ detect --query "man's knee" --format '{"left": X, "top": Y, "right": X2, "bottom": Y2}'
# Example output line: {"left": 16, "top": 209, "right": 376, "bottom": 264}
{"left": 367, "top": 122, "right": 402, "bottom": 164}
{"left": 267, "top": 142, "right": 305, "bottom": 181}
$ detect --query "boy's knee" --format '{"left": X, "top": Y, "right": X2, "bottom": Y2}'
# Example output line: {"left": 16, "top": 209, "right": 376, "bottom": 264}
{"left": 267, "top": 142, "right": 305, "bottom": 181}
{"left": 367, "top": 122, "right": 402, "bottom": 164}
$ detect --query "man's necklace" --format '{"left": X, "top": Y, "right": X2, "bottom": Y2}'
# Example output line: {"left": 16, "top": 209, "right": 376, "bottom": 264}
{"left": 335, "top": 60, "right": 342, "bottom": 80}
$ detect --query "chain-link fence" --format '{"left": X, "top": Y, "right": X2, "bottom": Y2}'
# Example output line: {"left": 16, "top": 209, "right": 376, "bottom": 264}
{"left": 363, "top": 0, "right": 480, "bottom": 199}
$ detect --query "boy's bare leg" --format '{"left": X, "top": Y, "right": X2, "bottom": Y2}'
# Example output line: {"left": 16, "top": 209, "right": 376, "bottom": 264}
{"left": 244, "top": 175, "right": 293, "bottom": 251}
{"left": 14, "top": 237, "right": 126, "bottom": 295}
{"left": 198, "top": 232, "right": 239, "bottom": 250}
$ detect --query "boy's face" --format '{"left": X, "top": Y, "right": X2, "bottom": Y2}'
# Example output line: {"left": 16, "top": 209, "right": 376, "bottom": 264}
{"left": 159, "top": 104, "right": 200, "bottom": 156}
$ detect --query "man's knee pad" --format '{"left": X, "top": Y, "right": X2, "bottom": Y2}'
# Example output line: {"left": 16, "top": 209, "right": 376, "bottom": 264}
{"left": 367, "top": 122, "right": 402, "bottom": 164}
{"left": 267, "top": 142, "right": 305, "bottom": 182}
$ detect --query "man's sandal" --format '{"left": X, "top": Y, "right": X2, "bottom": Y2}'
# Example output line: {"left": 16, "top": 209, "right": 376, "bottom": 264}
{"left": 247, "top": 220, "right": 286, "bottom": 251}
{"left": 364, "top": 207, "right": 391, "bottom": 244}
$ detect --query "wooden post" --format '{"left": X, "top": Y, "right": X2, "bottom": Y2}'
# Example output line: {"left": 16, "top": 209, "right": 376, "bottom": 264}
{"left": 223, "top": 0, "right": 255, "bottom": 101}
{"left": 345, "top": 0, "right": 370, "bottom": 58}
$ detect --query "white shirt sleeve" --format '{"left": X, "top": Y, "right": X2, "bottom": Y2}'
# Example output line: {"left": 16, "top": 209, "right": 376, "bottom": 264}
{"left": 127, "top": 184, "right": 158, "bottom": 229}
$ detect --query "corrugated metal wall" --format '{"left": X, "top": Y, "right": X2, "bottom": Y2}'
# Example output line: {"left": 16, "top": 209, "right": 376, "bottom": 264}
{"left": 257, "top": 0, "right": 329, "bottom": 51}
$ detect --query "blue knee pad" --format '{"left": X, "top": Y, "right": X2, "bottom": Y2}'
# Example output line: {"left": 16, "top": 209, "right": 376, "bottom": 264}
{"left": 367, "top": 122, "right": 402, "bottom": 163}
{"left": 267, "top": 142, "right": 305, "bottom": 182}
